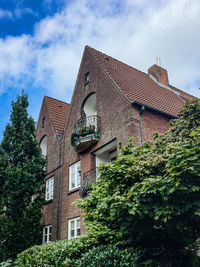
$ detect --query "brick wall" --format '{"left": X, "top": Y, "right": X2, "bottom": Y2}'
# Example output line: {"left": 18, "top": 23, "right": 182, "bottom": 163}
{"left": 133, "top": 106, "right": 171, "bottom": 145}
{"left": 36, "top": 100, "right": 63, "bottom": 241}
{"left": 142, "top": 109, "right": 170, "bottom": 141}
{"left": 59, "top": 48, "right": 169, "bottom": 239}
{"left": 37, "top": 50, "right": 174, "bottom": 241}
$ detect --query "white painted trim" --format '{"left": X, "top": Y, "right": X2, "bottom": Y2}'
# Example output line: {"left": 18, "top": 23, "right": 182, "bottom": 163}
{"left": 68, "top": 217, "right": 81, "bottom": 240}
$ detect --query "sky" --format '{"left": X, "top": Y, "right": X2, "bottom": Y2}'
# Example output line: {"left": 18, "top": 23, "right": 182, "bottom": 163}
{"left": 0, "top": 0, "right": 200, "bottom": 141}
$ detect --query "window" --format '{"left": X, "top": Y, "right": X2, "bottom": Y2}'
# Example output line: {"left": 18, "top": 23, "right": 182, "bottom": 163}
{"left": 82, "top": 92, "right": 97, "bottom": 117}
{"left": 94, "top": 139, "right": 117, "bottom": 167}
{"left": 45, "top": 176, "right": 54, "bottom": 201}
{"left": 43, "top": 225, "right": 52, "bottom": 243}
{"left": 69, "top": 161, "right": 81, "bottom": 190}
{"left": 85, "top": 72, "right": 90, "bottom": 85}
{"left": 42, "top": 117, "right": 45, "bottom": 128}
{"left": 68, "top": 217, "right": 80, "bottom": 240}
{"left": 40, "top": 135, "right": 47, "bottom": 157}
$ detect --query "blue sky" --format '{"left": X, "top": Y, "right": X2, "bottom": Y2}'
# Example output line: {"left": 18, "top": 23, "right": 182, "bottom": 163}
{"left": 0, "top": 0, "right": 200, "bottom": 141}
{"left": 0, "top": 0, "right": 64, "bottom": 37}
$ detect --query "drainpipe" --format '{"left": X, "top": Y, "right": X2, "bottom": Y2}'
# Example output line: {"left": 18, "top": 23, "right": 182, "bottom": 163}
{"left": 132, "top": 100, "right": 178, "bottom": 144}
{"left": 140, "top": 105, "right": 145, "bottom": 144}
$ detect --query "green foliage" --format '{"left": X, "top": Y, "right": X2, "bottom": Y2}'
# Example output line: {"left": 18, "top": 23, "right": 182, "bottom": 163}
{"left": 14, "top": 238, "right": 166, "bottom": 267}
{"left": 0, "top": 260, "right": 13, "bottom": 267}
{"left": 0, "top": 91, "right": 46, "bottom": 261}
{"left": 76, "top": 99, "right": 200, "bottom": 265}
{"left": 14, "top": 234, "right": 98, "bottom": 267}
{"left": 70, "top": 126, "right": 98, "bottom": 146}
{"left": 75, "top": 244, "right": 138, "bottom": 266}
{"left": 14, "top": 237, "right": 146, "bottom": 267}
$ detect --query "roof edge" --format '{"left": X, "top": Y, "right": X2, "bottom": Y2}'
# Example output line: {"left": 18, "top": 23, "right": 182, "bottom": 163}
{"left": 44, "top": 96, "right": 69, "bottom": 139}
{"left": 44, "top": 95, "right": 70, "bottom": 105}
{"left": 44, "top": 97, "right": 60, "bottom": 138}
{"left": 36, "top": 97, "right": 46, "bottom": 133}
{"left": 86, "top": 46, "right": 131, "bottom": 103}
{"left": 132, "top": 101, "right": 178, "bottom": 119}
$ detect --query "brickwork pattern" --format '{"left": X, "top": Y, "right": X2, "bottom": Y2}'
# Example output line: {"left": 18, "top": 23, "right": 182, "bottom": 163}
{"left": 36, "top": 46, "right": 195, "bottom": 241}
{"left": 36, "top": 99, "right": 65, "bottom": 241}
{"left": 59, "top": 48, "right": 172, "bottom": 239}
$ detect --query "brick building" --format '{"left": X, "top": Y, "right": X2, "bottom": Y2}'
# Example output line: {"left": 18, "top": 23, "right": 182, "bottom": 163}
{"left": 36, "top": 96, "right": 70, "bottom": 242}
{"left": 36, "top": 46, "right": 195, "bottom": 243}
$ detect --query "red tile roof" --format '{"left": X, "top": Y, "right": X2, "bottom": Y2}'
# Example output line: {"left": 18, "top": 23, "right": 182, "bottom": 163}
{"left": 87, "top": 46, "right": 195, "bottom": 117}
{"left": 45, "top": 96, "right": 70, "bottom": 136}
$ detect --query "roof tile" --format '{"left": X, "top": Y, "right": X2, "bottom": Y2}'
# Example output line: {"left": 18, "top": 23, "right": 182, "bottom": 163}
{"left": 45, "top": 96, "right": 70, "bottom": 136}
{"left": 87, "top": 46, "right": 195, "bottom": 117}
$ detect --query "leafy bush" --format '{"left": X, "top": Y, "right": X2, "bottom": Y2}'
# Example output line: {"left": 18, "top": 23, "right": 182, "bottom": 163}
{"left": 75, "top": 245, "right": 138, "bottom": 267}
{"left": 76, "top": 99, "right": 200, "bottom": 266}
{"left": 14, "top": 234, "right": 98, "bottom": 267}
{"left": 14, "top": 100, "right": 200, "bottom": 267}
{"left": 0, "top": 260, "right": 13, "bottom": 267}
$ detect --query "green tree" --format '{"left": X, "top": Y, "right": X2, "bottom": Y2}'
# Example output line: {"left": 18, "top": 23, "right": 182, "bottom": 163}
{"left": 76, "top": 99, "right": 200, "bottom": 266}
{"left": 0, "top": 92, "right": 46, "bottom": 261}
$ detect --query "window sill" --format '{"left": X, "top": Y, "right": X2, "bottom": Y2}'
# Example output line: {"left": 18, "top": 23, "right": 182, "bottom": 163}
{"left": 68, "top": 187, "right": 80, "bottom": 195}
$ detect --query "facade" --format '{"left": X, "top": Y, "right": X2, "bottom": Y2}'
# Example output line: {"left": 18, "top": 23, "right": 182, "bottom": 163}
{"left": 36, "top": 96, "right": 70, "bottom": 242}
{"left": 36, "top": 46, "right": 195, "bottom": 243}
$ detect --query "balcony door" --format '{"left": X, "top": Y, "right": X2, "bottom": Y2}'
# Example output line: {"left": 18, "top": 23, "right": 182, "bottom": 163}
{"left": 93, "top": 139, "right": 117, "bottom": 179}
{"left": 82, "top": 93, "right": 97, "bottom": 128}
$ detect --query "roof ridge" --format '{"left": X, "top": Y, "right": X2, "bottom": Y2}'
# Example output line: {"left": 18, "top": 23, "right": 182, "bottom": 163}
{"left": 44, "top": 96, "right": 70, "bottom": 137}
{"left": 86, "top": 46, "right": 196, "bottom": 101}
{"left": 86, "top": 46, "right": 148, "bottom": 77}
{"left": 85, "top": 46, "right": 195, "bottom": 116}
{"left": 44, "top": 95, "right": 70, "bottom": 105}
{"left": 168, "top": 85, "right": 196, "bottom": 99}
{"left": 44, "top": 98, "right": 59, "bottom": 136}
{"left": 86, "top": 46, "right": 131, "bottom": 103}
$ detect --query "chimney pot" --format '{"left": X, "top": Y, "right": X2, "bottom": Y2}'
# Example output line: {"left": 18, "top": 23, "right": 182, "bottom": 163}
{"left": 156, "top": 57, "right": 161, "bottom": 66}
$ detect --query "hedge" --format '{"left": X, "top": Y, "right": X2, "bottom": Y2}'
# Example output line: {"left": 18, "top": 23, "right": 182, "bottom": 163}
{"left": 14, "top": 235, "right": 97, "bottom": 267}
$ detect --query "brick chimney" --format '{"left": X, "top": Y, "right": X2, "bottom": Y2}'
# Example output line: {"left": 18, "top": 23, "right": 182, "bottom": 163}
{"left": 148, "top": 64, "right": 169, "bottom": 85}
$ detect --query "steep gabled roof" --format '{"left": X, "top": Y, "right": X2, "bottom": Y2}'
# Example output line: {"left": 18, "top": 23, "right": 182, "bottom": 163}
{"left": 87, "top": 46, "right": 195, "bottom": 117}
{"left": 45, "top": 96, "right": 70, "bottom": 137}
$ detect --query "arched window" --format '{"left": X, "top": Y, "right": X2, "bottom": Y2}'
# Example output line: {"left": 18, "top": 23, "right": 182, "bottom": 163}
{"left": 40, "top": 136, "right": 47, "bottom": 157}
{"left": 82, "top": 93, "right": 97, "bottom": 117}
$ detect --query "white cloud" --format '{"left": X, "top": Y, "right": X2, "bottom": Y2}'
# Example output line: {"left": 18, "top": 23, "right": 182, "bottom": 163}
{"left": 0, "top": 9, "right": 13, "bottom": 19}
{"left": 0, "top": 0, "right": 199, "bottom": 101}
{"left": 0, "top": 7, "right": 37, "bottom": 20}
{"left": 14, "top": 8, "right": 38, "bottom": 19}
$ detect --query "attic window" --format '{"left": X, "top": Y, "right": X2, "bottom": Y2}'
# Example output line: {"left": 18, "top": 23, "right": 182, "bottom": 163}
{"left": 42, "top": 117, "right": 45, "bottom": 128}
{"left": 85, "top": 72, "right": 90, "bottom": 85}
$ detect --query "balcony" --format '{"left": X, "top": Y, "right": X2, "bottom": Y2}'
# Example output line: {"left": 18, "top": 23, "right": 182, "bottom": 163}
{"left": 71, "top": 115, "right": 100, "bottom": 153}
{"left": 79, "top": 168, "right": 100, "bottom": 198}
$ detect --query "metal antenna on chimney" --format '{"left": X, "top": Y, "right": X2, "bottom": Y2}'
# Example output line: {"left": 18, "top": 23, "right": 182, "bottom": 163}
{"left": 156, "top": 57, "right": 161, "bottom": 67}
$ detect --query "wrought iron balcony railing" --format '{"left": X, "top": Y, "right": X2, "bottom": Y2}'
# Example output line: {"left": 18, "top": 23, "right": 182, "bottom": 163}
{"left": 79, "top": 167, "right": 100, "bottom": 198}
{"left": 74, "top": 115, "right": 99, "bottom": 135}
{"left": 71, "top": 115, "right": 100, "bottom": 152}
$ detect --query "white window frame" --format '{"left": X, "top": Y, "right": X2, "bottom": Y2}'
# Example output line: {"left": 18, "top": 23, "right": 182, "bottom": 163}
{"left": 45, "top": 176, "right": 54, "bottom": 201}
{"left": 43, "top": 225, "right": 52, "bottom": 243}
{"left": 68, "top": 217, "right": 81, "bottom": 240}
{"left": 69, "top": 161, "right": 81, "bottom": 190}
